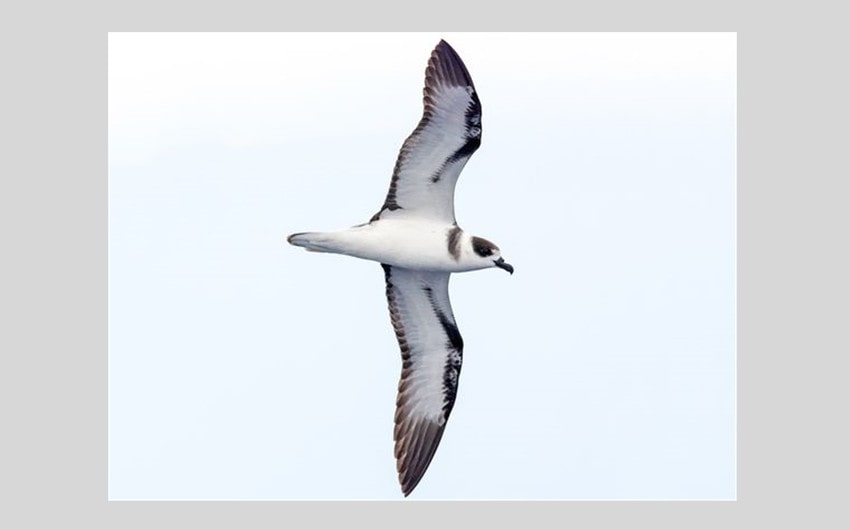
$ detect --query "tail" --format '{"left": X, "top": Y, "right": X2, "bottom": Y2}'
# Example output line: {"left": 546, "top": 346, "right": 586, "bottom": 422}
{"left": 287, "top": 231, "right": 342, "bottom": 253}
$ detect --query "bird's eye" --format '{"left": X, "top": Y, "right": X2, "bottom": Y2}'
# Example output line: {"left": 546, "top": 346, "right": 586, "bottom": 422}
{"left": 474, "top": 244, "right": 492, "bottom": 257}
{"left": 471, "top": 236, "right": 497, "bottom": 258}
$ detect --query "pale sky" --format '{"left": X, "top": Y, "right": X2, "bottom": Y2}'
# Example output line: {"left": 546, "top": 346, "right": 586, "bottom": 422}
{"left": 108, "top": 32, "right": 736, "bottom": 500}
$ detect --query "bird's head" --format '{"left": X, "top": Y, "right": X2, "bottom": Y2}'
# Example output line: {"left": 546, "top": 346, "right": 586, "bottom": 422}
{"left": 468, "top": 236, "right": 513, "bottom": 274}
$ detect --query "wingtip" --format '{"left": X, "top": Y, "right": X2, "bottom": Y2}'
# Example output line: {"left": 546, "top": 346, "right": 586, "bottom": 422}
{"left": 425, "top": 39, "right": 475, "bottom": 92}
{"left": 433, "top": 39, "right": 459, "bottom": 59}
{"left": 393, "top": 417, "right": 448, "bottom": 499}
{"left": 399, "top": 473, "right": 421, "bottom": 498}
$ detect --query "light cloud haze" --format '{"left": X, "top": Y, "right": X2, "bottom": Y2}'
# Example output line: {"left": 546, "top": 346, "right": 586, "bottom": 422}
{"left": 108, "top": 32, "right": 736, "bottom": 500}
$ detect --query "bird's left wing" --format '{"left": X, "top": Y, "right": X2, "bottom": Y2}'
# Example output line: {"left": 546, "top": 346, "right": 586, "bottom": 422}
{"left": 381, "top": 264, "right": 464, "bottom": 496}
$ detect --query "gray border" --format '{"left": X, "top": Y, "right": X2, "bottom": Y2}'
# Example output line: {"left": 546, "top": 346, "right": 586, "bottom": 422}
{"left": 4, "top": 0, "right": 847, "bottom": 527}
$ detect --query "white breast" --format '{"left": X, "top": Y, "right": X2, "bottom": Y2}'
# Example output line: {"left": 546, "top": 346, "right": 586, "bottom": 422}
{"left": 326, "top": 220, "right": 476, "bottom": 272}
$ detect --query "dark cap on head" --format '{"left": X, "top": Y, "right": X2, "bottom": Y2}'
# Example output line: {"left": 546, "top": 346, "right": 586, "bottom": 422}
{"left": 471, "top": 236, "right": 498, "bottom": 258}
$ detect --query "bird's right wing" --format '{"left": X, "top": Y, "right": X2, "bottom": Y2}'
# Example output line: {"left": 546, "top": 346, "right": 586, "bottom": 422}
{"left": 371, "top": 40, "right": 482, "bottom": 225}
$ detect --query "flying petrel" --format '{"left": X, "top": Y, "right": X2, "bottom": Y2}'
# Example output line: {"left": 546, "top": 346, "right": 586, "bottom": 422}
{"left": 288, "top": 39, "right": 513, "bottom": 497}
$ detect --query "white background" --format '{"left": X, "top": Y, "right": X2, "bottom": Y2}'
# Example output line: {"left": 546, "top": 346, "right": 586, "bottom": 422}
{"left": 108, "top": 32, "right": 736, "bottom": 500}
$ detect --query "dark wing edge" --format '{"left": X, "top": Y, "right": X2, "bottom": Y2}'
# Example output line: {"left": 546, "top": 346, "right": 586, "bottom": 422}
{"left": 371, "top": 40, "right": 482, "bottom": 222}
{"left": 382, "top": 264, "right": 464, "bottom": 496}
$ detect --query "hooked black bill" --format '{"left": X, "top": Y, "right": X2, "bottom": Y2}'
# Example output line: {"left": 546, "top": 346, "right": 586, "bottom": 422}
{"left": 494, "top": 257, "right": 514, "bottom": 275}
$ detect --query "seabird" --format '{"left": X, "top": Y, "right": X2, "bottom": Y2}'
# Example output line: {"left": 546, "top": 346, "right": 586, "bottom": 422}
{"left": 288, "top": 39, "right": 513, "bottom": 497}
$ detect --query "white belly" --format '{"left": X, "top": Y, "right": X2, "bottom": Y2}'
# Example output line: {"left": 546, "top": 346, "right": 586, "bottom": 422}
{"left": 299, "top": 219, "right": 477, "bottom": 272}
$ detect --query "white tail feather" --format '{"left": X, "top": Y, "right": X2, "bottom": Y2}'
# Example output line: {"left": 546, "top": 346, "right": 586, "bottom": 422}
{"left": 287, "top": 232, "right": 343, "bottom": 253}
